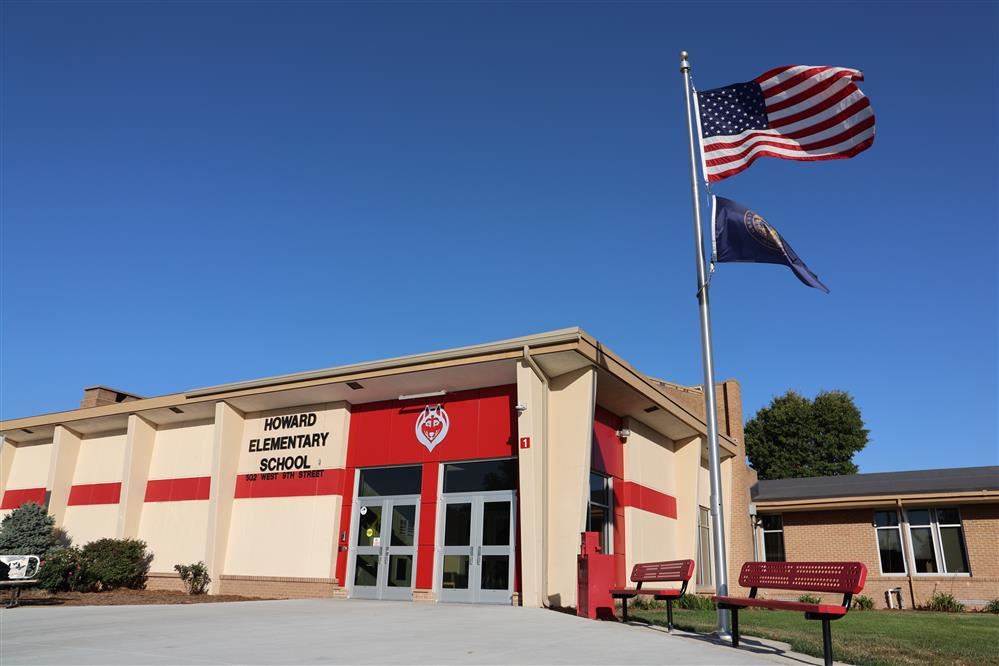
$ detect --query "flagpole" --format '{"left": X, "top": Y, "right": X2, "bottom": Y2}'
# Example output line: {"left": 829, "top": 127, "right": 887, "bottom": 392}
{"left": 680, "top": 50, "right": 731, "bottom": 637}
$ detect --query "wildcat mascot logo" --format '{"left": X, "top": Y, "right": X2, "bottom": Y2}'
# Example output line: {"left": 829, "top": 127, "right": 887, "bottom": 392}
{"left": 415, "top": 404, "right": 450, "bottom": 452}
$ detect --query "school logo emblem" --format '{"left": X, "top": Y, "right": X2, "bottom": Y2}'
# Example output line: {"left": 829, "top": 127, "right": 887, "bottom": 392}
{"left": 415, "top": 404, "right": 450, "bottom": 452}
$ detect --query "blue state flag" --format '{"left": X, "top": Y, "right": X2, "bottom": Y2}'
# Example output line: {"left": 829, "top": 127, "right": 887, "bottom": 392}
{"left": 712, "top": 196, "right": 830, "bottom": 294}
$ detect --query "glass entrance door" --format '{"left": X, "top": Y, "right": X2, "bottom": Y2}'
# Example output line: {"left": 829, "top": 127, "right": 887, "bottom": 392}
{"left": 439, "top": 492, "right": 515, "bottom": 604}
{"left": 351, "top": 497, "right": 419, "bottom": 600}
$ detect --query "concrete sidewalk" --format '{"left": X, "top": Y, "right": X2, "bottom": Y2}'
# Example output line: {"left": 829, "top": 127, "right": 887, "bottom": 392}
{"left": 0, "top": 598, "right": 832, "bottom": 665}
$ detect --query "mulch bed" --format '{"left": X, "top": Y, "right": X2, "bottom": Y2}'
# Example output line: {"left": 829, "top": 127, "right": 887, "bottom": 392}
{"left": 11, "top": 588, "right": 269, "bottom": 607}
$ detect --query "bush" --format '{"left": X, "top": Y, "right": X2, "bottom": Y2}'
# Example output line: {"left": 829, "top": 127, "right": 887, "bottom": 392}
{"left": 853, "top": 594, "right": 875, "bottom": 610}
{"left": 0, "top": 502, "right": 60, "bottom": 556}
{"left": 984, "top": 598, "right": 999, "bottom": 614}
{"left": 81, "top": 539, "right": 151, "bottom": 590}
{"left": 921, "top": 592, "right": 964, "bottom": 613}
{"left": 37, "top": 547, "right": 95, "bottom": 593}
{"left": 174, "top": 561, "right": 211, "bottom": 595}
{"left": 798, "top": 594, "right": 823, "bottom": 605}
{"left": 675, "top": 594, "right": 716, "bottom": 610}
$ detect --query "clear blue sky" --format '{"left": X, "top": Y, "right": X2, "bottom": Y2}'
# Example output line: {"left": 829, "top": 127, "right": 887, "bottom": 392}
{"left": 2, "top": 1, "right": 996, "bottom": 473}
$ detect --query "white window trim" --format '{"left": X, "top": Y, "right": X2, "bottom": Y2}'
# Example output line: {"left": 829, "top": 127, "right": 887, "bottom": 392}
{"left": 588, "top": 472, "right": 614, "bottom": 555}
{"left": 758, "top": 514, "right": 785, "bottom": 562}
{"left": 873, "top": 509, "right": 908, "bottom": 576}
{"left": 697, "top": 505, "right": 712, "bottom": 587}
{"left": 904, "top": 507, "right": 972, "bottom": 577}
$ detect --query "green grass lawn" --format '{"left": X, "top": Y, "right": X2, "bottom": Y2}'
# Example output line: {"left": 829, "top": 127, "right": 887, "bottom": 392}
{"left": 630, "top": 607, "right": 999, "bottom": 666}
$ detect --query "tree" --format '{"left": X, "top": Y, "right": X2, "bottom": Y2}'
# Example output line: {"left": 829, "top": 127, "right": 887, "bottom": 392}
{"left": 745, "top": 390, "right": 869, "bottom": 480}
{"left": 0, "top": 502, "right": 60, "bottom": 556}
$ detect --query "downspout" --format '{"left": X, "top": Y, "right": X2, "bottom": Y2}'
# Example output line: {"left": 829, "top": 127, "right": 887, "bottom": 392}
{"left": 523, "top": 345, "right": 550, "bottom": 608}
{"left": 897, "top": 497, "right": 916, "bottom": 608}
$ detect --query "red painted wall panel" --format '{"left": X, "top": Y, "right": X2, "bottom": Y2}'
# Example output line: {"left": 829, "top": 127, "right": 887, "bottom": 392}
{"left": 618, "top": 481, "right": 678, "bottom": 520}
{"left": 144, "top": 477, "right": 211, "bottom": 502}
{"left": 233, "top": 469, "right": 344, "bottom": 499}
{"left": 334, "top": 468, "right": 356, "bottom": 586}
{"left": 592, "top": 406, "right": 624, "bottom": 478}
{"left": 0, "top": 487, "right": 46, "bottom": 510}
{"left": 415, "top": 462, "right": 439, "bottom": 589}
{"left": 67, "top": 482, "right": 121, "bottom": 506}
{"left": 346, "top": 386, "right": 517, "bottom": 468}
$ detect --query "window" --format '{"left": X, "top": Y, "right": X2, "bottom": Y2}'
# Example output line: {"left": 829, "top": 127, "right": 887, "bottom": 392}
{"left": 358, "top": 466, "right": 422, "bottom": 496}
{"left": 587, "top": 473, "right": 612, "bottom": 554}
{"left": 759, "top": 514, "right": 785, "bottom": 562}
{"left": 905, "top": 507, "right": 970, "bottom": 575}
{"left": 874, "top": 510, "right": 906, "bottom": 574}
{"left": 442, "top": 459, "right": 518, "bottom": 493}
{"left": 697, "top": 506, "right": 712, "bottom": 586}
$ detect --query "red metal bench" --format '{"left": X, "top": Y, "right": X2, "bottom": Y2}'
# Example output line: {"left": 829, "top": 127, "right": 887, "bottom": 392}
{"left": 609, "top": 559, "right": 694, "bottom": 631}
{"left": 712, "top": 561, "right": 868, "bottom": 666}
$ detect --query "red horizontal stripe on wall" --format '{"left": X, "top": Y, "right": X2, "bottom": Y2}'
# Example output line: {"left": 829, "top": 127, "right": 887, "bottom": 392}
{"left": 67, "top": 482, "right": 121, "bottom": 506}
{"left": 144, "top": 477, "right": 211, "bottom": 502}
{"left": 617, "top": 481, "right": 677, "bottom": 519}
{"left": 1, "top": 487, "right": 46, "bottom": 510}
{"left": 234, "top": 468, "right": 344, "bottom": 499}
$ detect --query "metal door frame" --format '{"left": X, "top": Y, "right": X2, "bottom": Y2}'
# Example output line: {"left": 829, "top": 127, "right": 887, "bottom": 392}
{"left": 435, "top": 490, "right": 516, "bottom": 604}
{"left": 347, "top": 494, "right": 421, "bottom": 600}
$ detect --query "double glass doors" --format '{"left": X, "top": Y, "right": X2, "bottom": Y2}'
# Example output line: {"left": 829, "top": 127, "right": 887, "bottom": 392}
{"left": 439, "top": 492, "right": 516, "bottom": 604}
{"left": 351, "top": 497, "right": 419, "bottom": 600}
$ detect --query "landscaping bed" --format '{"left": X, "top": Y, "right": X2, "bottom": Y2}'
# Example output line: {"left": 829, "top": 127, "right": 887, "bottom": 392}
{"left": 631, "top": 607, "right": 999, "bottom": 666}
{"left": 10, "top": 588, "right": 268, "bottom": 607}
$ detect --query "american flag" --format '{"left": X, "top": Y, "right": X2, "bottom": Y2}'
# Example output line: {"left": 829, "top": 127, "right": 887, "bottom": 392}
{"left": 696, "top": 65, "right": 875, "bottom": 182}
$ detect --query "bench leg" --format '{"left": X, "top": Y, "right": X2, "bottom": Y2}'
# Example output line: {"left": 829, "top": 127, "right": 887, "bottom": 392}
{"left": 730, "top": 608, "right": 740, "bottom": 648}
{"left": 821, "top": 618, "right": 832, "bottom": 666}
{"left": 666, "top": 599, "right": 674, "bottom": 632}
{"left": 621, "top": 597, "right": 628, "bottom": 623}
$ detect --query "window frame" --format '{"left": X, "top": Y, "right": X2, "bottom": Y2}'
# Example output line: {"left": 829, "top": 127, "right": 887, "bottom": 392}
{"left": 587, "top": 472, "right": 613, "bottom": 555}
{"left": 758, "top": 513, "right": 786, "bottom": 563}
{"left": 873, "top": 509, "right": 908, "bottom": 576}
{"left": 696, "top": 506, "right": 712, "bottom": 587}
{"left": 904, "top": 507, "right": 971, "bottom": 577}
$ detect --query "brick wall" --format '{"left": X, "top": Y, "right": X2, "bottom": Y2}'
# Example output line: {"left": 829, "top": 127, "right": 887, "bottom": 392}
{"left": 218, "top": 575, "right": 340, "bottom": 599}
{"left": 771, "top": 505, "right": 999, "bottom": 609}
{"left": 146, "top": 571, "right": 187, "bottom": 593}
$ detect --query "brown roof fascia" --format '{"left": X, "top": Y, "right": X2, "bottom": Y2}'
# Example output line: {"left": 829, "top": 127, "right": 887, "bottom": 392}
{"left": 755, "top": 490, "right": 999, "bottom": 512}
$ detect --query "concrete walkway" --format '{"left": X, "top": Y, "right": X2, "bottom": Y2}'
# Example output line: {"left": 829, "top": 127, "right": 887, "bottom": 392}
{"left": 0, "top": 598, "right": 831, "bottom": 665}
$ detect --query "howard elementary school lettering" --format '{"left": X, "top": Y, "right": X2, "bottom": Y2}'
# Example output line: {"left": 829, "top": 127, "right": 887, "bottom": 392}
{"left": 247, "top": 411, "right": 330, "bottom": 472}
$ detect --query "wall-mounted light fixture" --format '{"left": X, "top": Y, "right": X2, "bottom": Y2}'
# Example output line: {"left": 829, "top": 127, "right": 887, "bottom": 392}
{"left": 398, "top": 390, "right": 447, "bottom": 401}
{"left": 616, "top": 428, "right": 632, "bottom": 440}
{"left": 515, "top": 403, "right": 528, "bottom": 414}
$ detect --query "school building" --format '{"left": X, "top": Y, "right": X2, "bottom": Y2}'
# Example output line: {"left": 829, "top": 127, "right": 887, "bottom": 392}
{"left": 0, "top": 328, "right": 757, "bottom": 606}
{"left": 750, "top": 466, "right": 999, "bottom": 609}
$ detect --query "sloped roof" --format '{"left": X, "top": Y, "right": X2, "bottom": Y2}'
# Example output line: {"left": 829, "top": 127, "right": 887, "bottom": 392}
{"left": 753, "top": 466, "right": 999, "bottom": 502}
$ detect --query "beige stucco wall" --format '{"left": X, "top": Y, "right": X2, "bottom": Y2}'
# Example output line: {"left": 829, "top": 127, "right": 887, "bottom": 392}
{"left": 62, "top": 505, "right": 120, "bottom": 545}
{"left": 515, "top": 361, "right": 546, "bottom": 608}
{"left": 225, "top": 495, "right": 341, "bottom": 578}
{"left": 545, "top": 366, "right": 596, "bottom": 609}
{"left": 2, "top": 440, "right": 53, "bottom": 490}
{"left": 238, "top": 402, "right": 349, "bottom": 476}
{"left": 149, "top": 421, "right": 214, "bottom": 478}
{"left": 73, "top": 432, "right": 127, "bottom": 485}
{"left": 139, "top": 501, "right": 211, "bottom": 571}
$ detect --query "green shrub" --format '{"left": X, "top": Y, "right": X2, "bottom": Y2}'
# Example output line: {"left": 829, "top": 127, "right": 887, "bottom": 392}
{"left": 675, "top": 594, "right": 716, "bottom": 610}
{"left": 81, "top": 539, "right": 152, "bottom": 590}
{"left": 852, "top": 594, "right": 875, "bottom": 610}
{"left": 37, "top": 547, "right": 95, "bottom": 593}
{"left": 0, "top": 502, "right": 60, "bottom": 556}
{"left": 921, "top": 592, "right": 964, "bottom": 613}
{"left": 798, "top": 594, "right": 823, "bottom": 605}
{"left": 984, "top": 598, "right": 999, "bottom": 614}
{"left": 174, "top": 561, "right": 211, "bottom": 595}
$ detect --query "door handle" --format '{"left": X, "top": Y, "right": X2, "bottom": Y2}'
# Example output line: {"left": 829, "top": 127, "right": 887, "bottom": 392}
{"left": 476, "top": 546, "right": 481, "bottom": 566}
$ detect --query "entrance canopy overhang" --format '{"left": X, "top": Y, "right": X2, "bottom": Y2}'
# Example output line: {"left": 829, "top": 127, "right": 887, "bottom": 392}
{"left": 1, "top": 328, "right": 737, "bottom": 456}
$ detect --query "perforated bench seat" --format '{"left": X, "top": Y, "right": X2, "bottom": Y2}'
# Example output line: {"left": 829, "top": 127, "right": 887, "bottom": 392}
{"left": 610, "top": 588, "right": 683, "bottom": 599}
{"left": 611, "top": 559, "right": 694, "bottom": 630}
{"left": 712, "top": 561, "right": 867, "bottom": 666}
{"left": 711, "top": 595, "right": 848, "bottom": 616}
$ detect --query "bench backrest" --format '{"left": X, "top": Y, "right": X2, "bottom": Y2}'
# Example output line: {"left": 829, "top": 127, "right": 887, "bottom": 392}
{"left": 739, "top": 561, "right": 867, "bottom": 595}
{"left": 630, "top": 559, "right": 695, "bottom": 584}
{"left": 0, "top": 555, "right": 40, "bottom": 581}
